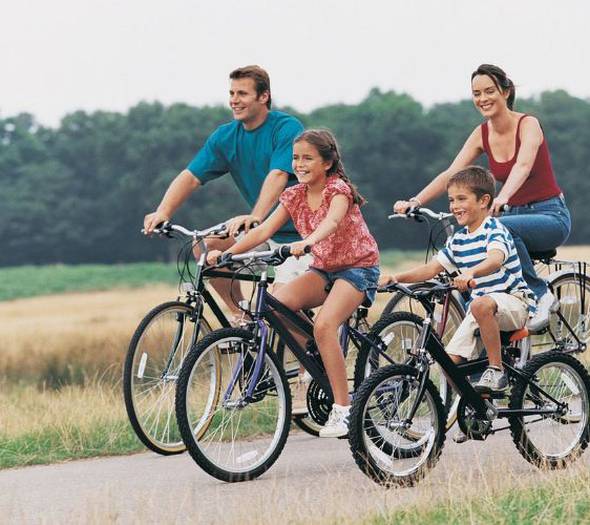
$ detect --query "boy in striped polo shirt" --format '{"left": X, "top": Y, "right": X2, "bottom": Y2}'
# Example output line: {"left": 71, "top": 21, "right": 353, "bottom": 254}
{"left": 382, "top": 166, "right": 536, "bottom": 394}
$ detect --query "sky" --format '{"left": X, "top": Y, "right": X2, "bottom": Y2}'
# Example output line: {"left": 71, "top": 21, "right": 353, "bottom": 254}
{"left": 2, "top": 0, "right": 590, "bottom": 127}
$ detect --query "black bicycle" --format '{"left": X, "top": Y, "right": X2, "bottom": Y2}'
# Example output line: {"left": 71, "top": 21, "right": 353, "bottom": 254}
{"left": 123, "top": 221, "right": 275, "bottom": 455}
{"left": 174, "top": 245, "right": 394, "bottom": 482}
{"left": 349, "top": 282, "right": 590, "bottom": 487}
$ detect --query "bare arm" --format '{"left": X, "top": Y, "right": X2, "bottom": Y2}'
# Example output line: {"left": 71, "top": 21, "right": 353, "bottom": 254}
{"left": 491, "top": 117, "right": 544, "bottom": 215}
{"left": 227, "top": 169, "right": 290, "bottom": 236}
{"left": 392, "top": 259, "right": 445, "bottom": 284}
{"left": 453, "top": 250, "right": 504, "bottom": 291}
{"left": 393, "top": 127, "right": 483, "bottom": 213}
{"left": 144, "top": 169, "right": 201, "bottom": 233}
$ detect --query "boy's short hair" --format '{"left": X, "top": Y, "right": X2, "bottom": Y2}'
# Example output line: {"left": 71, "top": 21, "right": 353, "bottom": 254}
{"left": 447, "top": 166, "right": 496, "bottom": 208}
{"left": 229, "top": 65, "right": 271, "bottom": 109}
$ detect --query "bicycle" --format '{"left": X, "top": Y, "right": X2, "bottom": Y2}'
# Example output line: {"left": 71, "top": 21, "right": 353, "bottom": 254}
{"left": 174, "top": 245, "right": 395, "bottom": 482}
{"left": 349, "top": 282, "right": 590, "bottom": 487}
{"left": 123, "top": 220, "right": 276, "bottom": 455}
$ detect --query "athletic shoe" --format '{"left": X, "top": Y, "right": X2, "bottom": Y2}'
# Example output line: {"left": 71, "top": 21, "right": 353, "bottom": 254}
{"left": 319, "top": 404, "right": 350, "bottom": 438}
{"left": 475, "top": 366, "right": 508, "bottom": 393}
{"left": 527, "top": 291, "right": 558, "bottom": 332}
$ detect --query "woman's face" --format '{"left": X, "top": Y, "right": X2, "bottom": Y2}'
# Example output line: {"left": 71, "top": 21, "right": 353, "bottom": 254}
{"left": 471, "top": 74, "right": 509, "bottom": 118}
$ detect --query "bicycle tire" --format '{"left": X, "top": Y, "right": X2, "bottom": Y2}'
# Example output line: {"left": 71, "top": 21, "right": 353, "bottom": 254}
{"left": 509, "top": 351, "right": 590, "bottom": 469}
{"left": 123, "top": 301, "right": 212, "bottom": 455}
{"left": 176, "top": 327, "right": 291, "bottom": 482}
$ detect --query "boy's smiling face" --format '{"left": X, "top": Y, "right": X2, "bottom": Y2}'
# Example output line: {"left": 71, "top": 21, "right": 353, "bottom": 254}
{"left": 448, "top": 183, "right": 491, "bottom": 231}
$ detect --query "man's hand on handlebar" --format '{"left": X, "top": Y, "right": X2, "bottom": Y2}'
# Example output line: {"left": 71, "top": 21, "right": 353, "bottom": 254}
{"left": 227, "top": 214, "right": 260, "bottom": 237}
{"left": 207, "top": 249, "right": 223, "bottom": 266}
{"left": 143, "top": 210, "right": 170, "bottom": 235}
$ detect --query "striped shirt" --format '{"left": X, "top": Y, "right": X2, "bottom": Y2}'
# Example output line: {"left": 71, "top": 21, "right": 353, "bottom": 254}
{"left": 437, "top": 216, "right": 537, "bottom": 315}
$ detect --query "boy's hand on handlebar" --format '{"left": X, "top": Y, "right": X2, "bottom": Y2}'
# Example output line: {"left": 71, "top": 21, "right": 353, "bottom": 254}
{"left": 453, "top": 271, "right": 476, "bottom": 292}
{"left": 227, "top": 214, "right": 260, "bottom": 237}
{"left": 378, "top": 274, "right": 398, "bottom": 287}
{"left": 393, "top": 200, "right": 413, "bottom": 214}
{"left": 207, "top": 249, "right": 223, "bottom": 266}
{"left": 290, "top": 241, "right": 312, "bottom": 258}
{"left": 143, "top": 211, "right": 170, "bottom": 234}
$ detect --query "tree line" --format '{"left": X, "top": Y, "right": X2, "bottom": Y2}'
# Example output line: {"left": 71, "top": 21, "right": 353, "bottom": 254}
{"left": 1, "top": 88, "right": 589, "bottom": 266}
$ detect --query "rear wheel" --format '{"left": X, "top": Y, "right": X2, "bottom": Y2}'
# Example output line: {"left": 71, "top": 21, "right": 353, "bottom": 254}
{"left": 509, "top": 352, "right": 590, "bottom": 469}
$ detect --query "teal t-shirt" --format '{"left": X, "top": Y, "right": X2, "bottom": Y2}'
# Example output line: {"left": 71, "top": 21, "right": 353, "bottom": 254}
{"left": 187, "top": 111, "right": 304, "bottom": 243}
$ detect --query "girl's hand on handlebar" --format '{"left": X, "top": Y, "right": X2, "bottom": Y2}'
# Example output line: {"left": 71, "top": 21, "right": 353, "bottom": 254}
{"left": 227, "top": 214, "right": 260, "bottom": 237}
{"left": 289, "top": 241, "right": 312, "bottom": 258}
{"left": 207, "top": 249, "right": 223, "bottom": 266}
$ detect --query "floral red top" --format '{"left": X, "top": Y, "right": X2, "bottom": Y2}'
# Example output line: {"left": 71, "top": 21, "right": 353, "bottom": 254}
{"left": 279, "top": 176, "right": 379, "bottom": 271}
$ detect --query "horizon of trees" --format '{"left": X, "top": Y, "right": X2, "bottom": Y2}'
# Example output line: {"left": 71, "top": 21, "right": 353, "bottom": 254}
{"left": 1, "top": 88, "right": 589, "bottom": 266}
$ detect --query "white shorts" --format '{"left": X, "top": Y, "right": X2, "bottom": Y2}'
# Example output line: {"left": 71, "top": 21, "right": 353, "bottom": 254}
{"left": 267, "top": 239, "right": 313, "bottom": 284}
{"left": 446, "top": 292, "right": 529, "bottom": 360}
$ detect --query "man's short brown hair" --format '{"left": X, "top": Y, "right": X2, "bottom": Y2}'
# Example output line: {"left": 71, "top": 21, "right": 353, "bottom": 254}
{"left": 447, "top": 166, "right": 496, "bottom": 208}
{"left": 229, "top": 65, "right": 271, "bottom": 109}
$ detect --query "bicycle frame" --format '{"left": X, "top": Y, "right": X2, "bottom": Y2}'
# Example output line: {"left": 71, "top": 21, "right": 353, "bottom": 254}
{"left": 238, "top": 270, "right": 394, "bottom": 403}
{"left": 400, "top": 289, "right": 567, "bottom": 424}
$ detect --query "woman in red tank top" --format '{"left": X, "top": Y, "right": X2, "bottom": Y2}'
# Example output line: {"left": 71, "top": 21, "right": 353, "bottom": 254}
{"left": 393, "top": 64, "right": 571, "bottom": 331}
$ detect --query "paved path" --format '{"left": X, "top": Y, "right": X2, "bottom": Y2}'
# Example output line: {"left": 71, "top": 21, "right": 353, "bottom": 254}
{"left": 1, "top": 431, "right": 588, "bottom": 524}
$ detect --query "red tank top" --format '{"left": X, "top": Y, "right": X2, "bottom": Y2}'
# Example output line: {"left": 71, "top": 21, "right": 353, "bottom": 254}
{"left": 481, "top": 115, "right": 561, "bottom": 206}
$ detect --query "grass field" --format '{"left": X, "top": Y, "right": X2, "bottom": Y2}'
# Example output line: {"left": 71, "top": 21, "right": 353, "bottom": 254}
{"left": 1, "top": 247, "right": 589, "bottom": 482}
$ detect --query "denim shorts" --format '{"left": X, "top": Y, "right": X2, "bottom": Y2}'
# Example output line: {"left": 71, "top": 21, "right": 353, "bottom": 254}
{"left": 310, "top": 265, "right": 380, "bottom": 306}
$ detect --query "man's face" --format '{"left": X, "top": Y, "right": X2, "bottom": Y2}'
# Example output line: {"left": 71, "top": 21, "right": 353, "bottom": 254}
{"left": 229, "top": 78, "right": 268, "bottom": 125}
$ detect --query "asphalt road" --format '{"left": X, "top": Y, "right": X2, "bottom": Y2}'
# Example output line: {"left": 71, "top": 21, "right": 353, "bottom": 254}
{"left": 1, "top": 430, "right": 588, "bottom": 524}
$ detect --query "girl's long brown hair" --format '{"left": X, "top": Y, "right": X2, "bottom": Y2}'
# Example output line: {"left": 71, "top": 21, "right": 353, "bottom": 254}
{"left": 293, "top": 129, "right": 366, "bottom": 206}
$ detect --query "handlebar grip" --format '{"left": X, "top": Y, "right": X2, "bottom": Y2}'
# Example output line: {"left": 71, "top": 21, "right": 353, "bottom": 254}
{"left": 278, "top": 244, "right": 312, "bottom": 258}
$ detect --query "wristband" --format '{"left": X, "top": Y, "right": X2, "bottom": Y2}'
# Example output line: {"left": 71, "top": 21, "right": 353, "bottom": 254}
{"left": 408, "top": 196, "right": 422, "bottom": 207}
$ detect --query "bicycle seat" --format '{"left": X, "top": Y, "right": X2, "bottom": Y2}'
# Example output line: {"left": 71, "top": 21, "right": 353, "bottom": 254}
{"left": 474, "top": 328, "right": 529, "bottom": 345}
{"left": 528, "top": 249, "right": 556, "bottom": 261}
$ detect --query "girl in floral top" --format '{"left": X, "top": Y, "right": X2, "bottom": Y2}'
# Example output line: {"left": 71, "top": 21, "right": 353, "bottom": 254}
{"left": 208, "top": 129, "right": 379, "bottom": 438}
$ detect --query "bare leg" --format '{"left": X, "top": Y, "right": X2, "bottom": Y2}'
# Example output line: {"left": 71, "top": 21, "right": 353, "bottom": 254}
{"left": 471, "top": 297, "right": 502, "bottom": 369}
{"left": 194, "top": 236, "right": 244, "bottom": 317}
{"left": 314, "top": 280, "right": 365, "bottom": 406}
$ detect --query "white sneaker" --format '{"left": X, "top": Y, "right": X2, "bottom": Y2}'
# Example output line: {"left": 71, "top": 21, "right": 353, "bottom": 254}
{"left": 527, "top": 291, "right": 558, "bottom": 332}
{"left": 319, "top": 404, "right": 350, "bottom": 438}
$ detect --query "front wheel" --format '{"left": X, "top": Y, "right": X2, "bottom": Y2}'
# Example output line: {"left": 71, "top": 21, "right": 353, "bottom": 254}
{"left": 349, "top": 364, "right": 446, "bottom": 487}
{"left": 509, "top": 352, "right": 590, "bottom": 469}
{"left": 175, "top": 328, "right": 291, "bottom": 482}
{"left": 123, "top": 301, "right": 211, "bottom": 455}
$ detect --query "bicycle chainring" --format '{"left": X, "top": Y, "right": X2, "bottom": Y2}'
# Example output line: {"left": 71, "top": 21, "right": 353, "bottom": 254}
{"left": 457, "top": 397, "right": 493, "bottom": 441}
{"left": 306, "top": 380, "right": 332, "bottom": 426}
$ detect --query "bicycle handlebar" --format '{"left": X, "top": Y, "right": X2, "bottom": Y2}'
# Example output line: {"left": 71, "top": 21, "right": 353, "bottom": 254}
{"left": 388, "top": 207, "right": 454, "bottom": 222}
{"left": 142, "top": 220, "right": 258, "bottom": 240}
{"left": 216, "top": 244, "right": 312, "bottom": 268}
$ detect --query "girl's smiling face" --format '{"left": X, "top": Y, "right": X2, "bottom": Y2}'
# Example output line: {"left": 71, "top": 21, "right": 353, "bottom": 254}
{"left": 292, "top": 140, "right": 332, "bottom": 185}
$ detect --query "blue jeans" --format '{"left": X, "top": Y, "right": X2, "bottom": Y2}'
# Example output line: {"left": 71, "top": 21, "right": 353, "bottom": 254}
{"left": 499, "top": 194, "right": 571, "bottom": 298}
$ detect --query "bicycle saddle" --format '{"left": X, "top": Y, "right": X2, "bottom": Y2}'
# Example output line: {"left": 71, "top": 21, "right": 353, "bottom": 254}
{"left": 528, "top": 249, "right": 556, "bottom": 261}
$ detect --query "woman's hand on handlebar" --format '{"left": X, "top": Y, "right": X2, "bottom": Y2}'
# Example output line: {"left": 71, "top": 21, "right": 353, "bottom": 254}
{"left": 289, "top": 241, "right": 313, "bottom": 258}
{"left": 143, "top": 210, "right": 170, "bottom": 235}
{"left": 393, "top": 198, "right": 421, "bottom": 214}
{"left": 207, "top": 249, "right": 223, "bottom": 266}
{"left": 491, "top": 196, "right": 509, "bottom": 217}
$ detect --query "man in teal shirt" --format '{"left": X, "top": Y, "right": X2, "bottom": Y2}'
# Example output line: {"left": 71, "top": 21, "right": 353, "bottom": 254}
{"left": 144, "top": 65, "right": 307, "bottom": 316}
